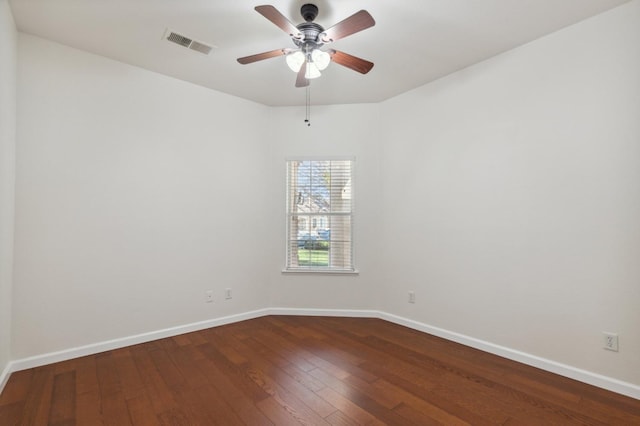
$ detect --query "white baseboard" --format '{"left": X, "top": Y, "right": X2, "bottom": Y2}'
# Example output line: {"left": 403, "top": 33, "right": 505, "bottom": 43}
{"left": 268, "top": 307, "right": 379, "bottom": 318}
{"left": 377, "top": 312, "right": 640, "bottom": 401}
{"left": 0, "top": 363, "right": 10, "bottom": 395}
{"left": 7, "top": 308, "right": 271, "bottom": 375}
{"left": 1, "top": 308, "right": 638, "bottom": 400}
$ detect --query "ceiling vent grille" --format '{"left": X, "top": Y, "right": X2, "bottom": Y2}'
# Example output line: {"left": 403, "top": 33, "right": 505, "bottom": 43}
{"left": 165, "top": 30, "right": 214, "bottom": 55}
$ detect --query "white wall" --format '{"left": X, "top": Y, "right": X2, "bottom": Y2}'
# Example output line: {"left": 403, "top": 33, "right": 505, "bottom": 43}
{"left": 267, "top": 104, "right": 384, "bottom": 311}
{"left": 379, "top": 0, "right": 640, "bottom": 385}
{"left": 0, "top": 0, "right": 17, "bottom": 380}
{"left": 13, "top": 34, "right": 272, "bottom": 359}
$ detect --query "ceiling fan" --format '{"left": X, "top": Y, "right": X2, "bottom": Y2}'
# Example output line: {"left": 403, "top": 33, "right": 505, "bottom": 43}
{"left": 237, "top": 4, "right": 375, "bottom": 88}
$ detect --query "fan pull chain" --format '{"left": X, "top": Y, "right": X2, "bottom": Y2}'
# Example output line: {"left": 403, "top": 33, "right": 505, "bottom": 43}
{"left": 305, "top": 86, "right": 311, "bottom": 126}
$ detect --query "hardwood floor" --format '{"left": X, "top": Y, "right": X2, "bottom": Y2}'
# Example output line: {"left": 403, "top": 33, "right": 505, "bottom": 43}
{"left": 1, "top": 316, "right": 639, "bottom": 425}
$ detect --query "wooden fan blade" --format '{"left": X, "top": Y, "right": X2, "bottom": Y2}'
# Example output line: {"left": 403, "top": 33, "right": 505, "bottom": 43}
{"left": 295, "top": 62, "right": 309, "bottom": 88}
{"left": 255, "top": 5, "right": 302, "bottom": 38}
{"left": 329, "top": 50, "right": 374, "bottom": 74}
{"left": 322, "top": 10, "right": 375, "bottom": 43}
{"left": 237, "top": 48, "right": 290, "bottom": 64}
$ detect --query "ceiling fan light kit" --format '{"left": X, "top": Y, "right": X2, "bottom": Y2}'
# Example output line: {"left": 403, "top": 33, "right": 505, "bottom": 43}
{"left": 286, "top": 49, "right": 329, "bottom": 78}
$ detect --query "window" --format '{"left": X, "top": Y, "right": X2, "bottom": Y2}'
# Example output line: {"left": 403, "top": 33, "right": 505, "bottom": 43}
{"left": 286, "top": 159, "right": 355, "bottom": 272}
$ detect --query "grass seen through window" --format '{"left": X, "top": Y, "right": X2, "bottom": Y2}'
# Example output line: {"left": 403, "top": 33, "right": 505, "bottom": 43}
{"left": 297, "top": 249, "right": 329, "bottom": 267}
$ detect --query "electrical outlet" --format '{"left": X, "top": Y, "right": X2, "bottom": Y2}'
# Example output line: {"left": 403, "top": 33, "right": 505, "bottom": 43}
{"left": 408, "top": 291, "right": 415, "bottom": 304}
{"left": 603, "top": 332, "right": 619, "bottom": 352}
{"left": 205, "top": 290, "right": 213, "bottom": 303}
{"left": 225, "top": 288, "right": 232, "bottom": 300}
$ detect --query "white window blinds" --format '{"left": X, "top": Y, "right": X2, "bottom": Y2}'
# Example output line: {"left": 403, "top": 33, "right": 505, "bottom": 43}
{"left": 286, "top": 159, "right": 354, "bottom": 272}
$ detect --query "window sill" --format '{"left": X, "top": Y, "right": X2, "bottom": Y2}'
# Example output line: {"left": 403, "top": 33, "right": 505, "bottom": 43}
{"left": 282, "top": 268, "right": 360, "bottom": 275}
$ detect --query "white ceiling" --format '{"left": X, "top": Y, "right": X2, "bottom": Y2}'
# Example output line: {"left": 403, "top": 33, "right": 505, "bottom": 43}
{"left": 9, "top": 0, "right": 630, "bottom": 106}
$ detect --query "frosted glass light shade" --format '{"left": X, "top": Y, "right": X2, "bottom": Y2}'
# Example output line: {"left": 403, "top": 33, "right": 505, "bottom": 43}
{"left": 311, "top": 49, "right": 331, "bottom": 71}
{"left": 305, "top": 62, "right": 322, "bottom": 79}
{"left": 286, "top": 51, "right": 305, "bottom": 72}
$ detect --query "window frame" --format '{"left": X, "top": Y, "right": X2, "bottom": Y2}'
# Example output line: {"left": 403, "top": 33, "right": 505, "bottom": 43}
{"left": 283, "top": 157, "right": 358, "bottom": 274}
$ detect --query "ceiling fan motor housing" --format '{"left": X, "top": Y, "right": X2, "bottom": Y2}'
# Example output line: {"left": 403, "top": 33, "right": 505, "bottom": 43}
{"left": 294, "top": 22, "right": 325, "bottom": 48}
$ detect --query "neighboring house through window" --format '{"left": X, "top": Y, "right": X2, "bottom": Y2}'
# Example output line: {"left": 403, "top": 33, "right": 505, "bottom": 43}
{"left": 285, "top": 159, "right": 355, "bottom": 272}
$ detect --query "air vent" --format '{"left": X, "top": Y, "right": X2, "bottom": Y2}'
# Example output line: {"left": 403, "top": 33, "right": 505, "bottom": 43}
{"left": 167, "top": 31, "right": 192, "bottom": 47}
{"left": 165, "top": 30, "right": 215, "bottom": 55}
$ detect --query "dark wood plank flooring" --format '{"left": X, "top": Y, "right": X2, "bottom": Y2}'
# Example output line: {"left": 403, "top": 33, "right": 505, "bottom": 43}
{"left": 1, "top": 315, "right": 639, "bottom": 425}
